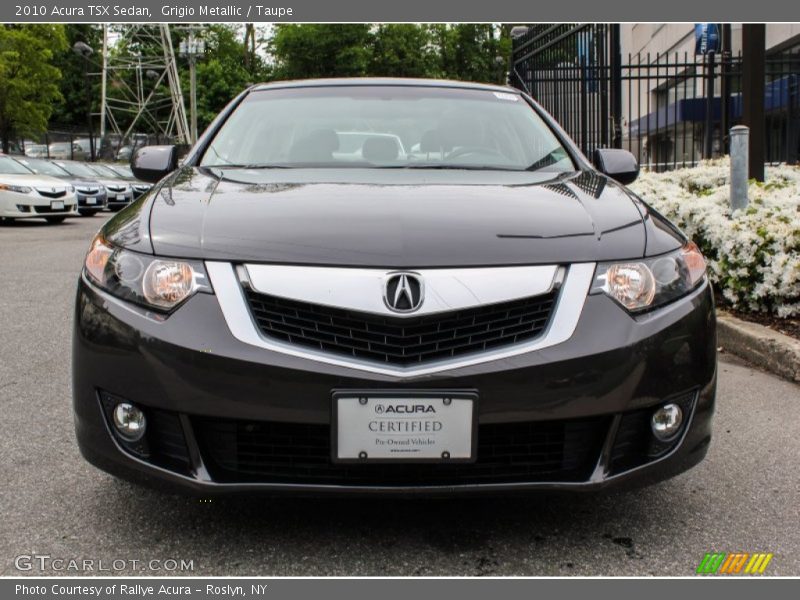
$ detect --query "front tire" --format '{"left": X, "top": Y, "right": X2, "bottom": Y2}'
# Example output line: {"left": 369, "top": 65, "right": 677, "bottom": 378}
{"left": 46, "top": 216, "right": 67, "bottom": 225}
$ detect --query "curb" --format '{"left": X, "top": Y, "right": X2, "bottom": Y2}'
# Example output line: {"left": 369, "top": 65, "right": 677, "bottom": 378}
{"left": 717, "top": 311, "right": 800, "bottom": 383}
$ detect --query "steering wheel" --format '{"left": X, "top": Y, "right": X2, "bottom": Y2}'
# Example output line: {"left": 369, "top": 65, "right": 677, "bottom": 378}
{"left": 444, "top": 146, "right": 507, "bottom": 161}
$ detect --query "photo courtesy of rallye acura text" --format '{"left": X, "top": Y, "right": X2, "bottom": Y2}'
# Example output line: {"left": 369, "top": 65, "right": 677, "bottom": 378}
{"left": 73, "top": 79, "right": 716, "bottom": 495}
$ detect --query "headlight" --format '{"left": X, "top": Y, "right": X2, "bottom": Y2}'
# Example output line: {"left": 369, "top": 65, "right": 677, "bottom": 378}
{"left": 84, "top": 234, "right": 212, "bottom": 311}
{"left": 0, "top": 183, "right": 32, "bottom": 193}
{"left": 67, "top": 185, "right": 75, "bottom": 193}
{"left": 591, "top": 242, "right": 706, "bottom": 312}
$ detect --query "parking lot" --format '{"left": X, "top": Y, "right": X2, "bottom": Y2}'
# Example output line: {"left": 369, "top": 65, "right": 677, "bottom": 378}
{"left": 1, "top": 214, "right": 799, "bottom": 577}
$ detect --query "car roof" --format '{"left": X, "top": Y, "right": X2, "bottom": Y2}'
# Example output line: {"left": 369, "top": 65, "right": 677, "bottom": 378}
{"left": 250, "top": 77, "right": 518, "bottom": 94}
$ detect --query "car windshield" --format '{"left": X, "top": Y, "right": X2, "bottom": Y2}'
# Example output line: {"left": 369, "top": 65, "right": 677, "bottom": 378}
{"left": 86, "top": 164, "right": 119, "bottom": 178}
{"left": 109, "top": 164, "right": 134, "bottom": 178}
{"left": 15, "top": 158, "right": 69, "bottom": 177}
{"left": 0, "top": 156, "right": 34, "bottom": 175}
{"left": 56, "top": 161, "right": 99, "bottom": 178}
{"left": 200, "top": 85, "right": 575, "bottom": 172}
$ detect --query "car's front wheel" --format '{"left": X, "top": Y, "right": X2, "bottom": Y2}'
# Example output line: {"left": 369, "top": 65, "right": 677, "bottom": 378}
{"left": 45, "top": 216, "right": 67, "bottom": 225}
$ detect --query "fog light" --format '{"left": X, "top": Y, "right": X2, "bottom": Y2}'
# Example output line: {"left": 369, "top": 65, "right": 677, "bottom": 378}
{"left": 112, "top": 402, "right": 146, "bottom": 441}
{"left": 651, "top": 403, "right": 683, "bottom": 441}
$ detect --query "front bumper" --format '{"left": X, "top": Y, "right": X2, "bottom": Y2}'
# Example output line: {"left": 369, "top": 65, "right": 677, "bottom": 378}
{"left": 131, "top": 186, "right": 152, "bottom": 200}
{"left": 1, "top": 191, "right": 79, "bottom": 218}
{"left": 106, "top": 191, "right": 133, "bottom": 208}
{"left": 77, "top": 191, "right": 108, "bottom": 211}
{"left": 72, "top": 273, "right": 717, "bottom": 495}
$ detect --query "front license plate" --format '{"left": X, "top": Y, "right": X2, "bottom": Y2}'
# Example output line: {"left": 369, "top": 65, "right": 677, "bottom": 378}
{"left": 116, "top": 194, "right": 127, "bottom": 201}
{"left": 85, "top": 197, "right": 97, "bottom": 205}
{"left": 334, "top": 392, "right": 476, "bottom": 462}
{"left": 50, "top": 200, "right": 65, "bottom": 210}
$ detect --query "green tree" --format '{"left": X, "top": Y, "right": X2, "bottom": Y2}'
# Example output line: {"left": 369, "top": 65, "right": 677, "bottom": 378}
{"left": 269, "top": 24, "right": 373, "bottom": 80}
{"left": 49, "top": 25, "right": 103, "bottom": 129}
{"left": 369, "top": 25, "right": 439, "bottom": 78}
{"left": 267, "top": 24, "right": 509, "bottom": 84}
{"left": 180, "top": 25, "right": 272, "bottom": 131}
{"left": 0, "top": 25, "right": 67, "bottom": 152}
{"left": 432, "top": 24, "right": 510, "bottom": 84}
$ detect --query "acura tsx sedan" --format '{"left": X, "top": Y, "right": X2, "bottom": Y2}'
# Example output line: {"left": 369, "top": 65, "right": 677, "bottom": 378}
{"left": 0, "top": 154, "right": 79, "bottom": 223}
{"left": 72, "top": 79, "right": 716, "bottom": 495}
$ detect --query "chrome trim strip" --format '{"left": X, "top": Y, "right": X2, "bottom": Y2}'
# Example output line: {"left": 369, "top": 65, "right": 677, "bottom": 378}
{"left": 206, "top": 262, "right": 596, "bottom": 377}
{"left": 242, "top": 264, "right": 561, "bottom": 317}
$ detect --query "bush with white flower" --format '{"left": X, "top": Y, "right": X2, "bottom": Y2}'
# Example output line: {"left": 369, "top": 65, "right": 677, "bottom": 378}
{"left": 628, "top": 158, "right": 800, "bottom": 317}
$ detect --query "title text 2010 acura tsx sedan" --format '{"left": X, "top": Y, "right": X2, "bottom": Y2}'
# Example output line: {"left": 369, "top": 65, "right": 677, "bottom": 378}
{"left": 72, "top": 79, "right": 716, "bottom": 495}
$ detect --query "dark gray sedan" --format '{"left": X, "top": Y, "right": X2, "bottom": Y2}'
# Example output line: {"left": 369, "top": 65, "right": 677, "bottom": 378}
{"left": 72, "top": 79, "right": 716, "bottom": 496}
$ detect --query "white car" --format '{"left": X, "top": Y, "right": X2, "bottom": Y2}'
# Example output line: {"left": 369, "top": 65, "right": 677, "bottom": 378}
{"left": 0, "top": 155, "right": 79, "bottom": 224}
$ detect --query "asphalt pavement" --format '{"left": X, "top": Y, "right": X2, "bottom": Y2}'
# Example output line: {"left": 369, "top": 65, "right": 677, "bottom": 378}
{"left": 1, "top": 214, "right": 798, "bottom": 576}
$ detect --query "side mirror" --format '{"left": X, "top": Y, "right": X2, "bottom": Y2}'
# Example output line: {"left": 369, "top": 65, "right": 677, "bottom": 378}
{"left": 131, "top": 145, "right": 178, "bottom": 183}
{"left": 593, "top": 148, "right": 639, "bottom": 185}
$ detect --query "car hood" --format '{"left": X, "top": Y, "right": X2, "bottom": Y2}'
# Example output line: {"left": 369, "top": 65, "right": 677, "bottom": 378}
{"left": 0, "top": 173, "right": 72, "bottom": 189}
{"left": 115, "top": 167, "right": 685, "bottom": 267}
{"left": 100, "top": 179, "right": 131, "bottom": 189}
{"left": 48, "top": 174, "right": 102, "bottom": 187}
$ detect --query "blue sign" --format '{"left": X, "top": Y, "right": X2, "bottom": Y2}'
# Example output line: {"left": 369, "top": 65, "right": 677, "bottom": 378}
{"left": 695, "top": 24, "right": 721, "bottom": 55}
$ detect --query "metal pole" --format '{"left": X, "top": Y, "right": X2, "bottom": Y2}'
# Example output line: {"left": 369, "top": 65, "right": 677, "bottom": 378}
{"left": 580, "top": 55, "right": 588, "bottom": 155}
{"left": 742, "top": 24, "right": 766, "bottom": 181}
{"left": 730, "top": 125, "right": 749, "bottom": 212}
{"left": 84, "top": 57, "right": 95, "bottom": 161}
{"left": 720, "top": 24, "right": 732, "bottom": 154}
{"left": 100, "top": 25, "right": 107, "bottom": 139}
{"left": 189, "top": 50, "right": 198, "bottom": 144}
{"left": 610, "top": 24, "right": 623, "bottom": 149}
{"left": 704, "top": 51, "right": 716, "bottom": 159}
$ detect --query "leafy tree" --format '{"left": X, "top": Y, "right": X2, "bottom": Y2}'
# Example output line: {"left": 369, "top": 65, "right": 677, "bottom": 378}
{"left": 49, "top": 25, "right": 103, "bottom": 129}
{"left": 269, "top": 25, "right": 373, "bottom": 80}
{"left": 0, "top": 25, "right": 67, "bottom": 152}
{"left": 268, "top": 24, "right": 509, "bottom": 84}
{"left": 179, "top": 25, "right": 272, "bottom": 131}
{"left": 369, "top": 25, "right": 439, "bottom": 78}
{"left": 432, "top": 24, "right": 510, "bottom": 84}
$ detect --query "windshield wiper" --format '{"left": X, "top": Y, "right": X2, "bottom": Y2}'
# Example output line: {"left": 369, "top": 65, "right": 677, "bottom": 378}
{"left": 377, "top": 164, "right": 525, "bottom": 172}
{"left": 525, "top": 149, "right": 567, "bottom": 171}
{"left": 204, "top": 163, "right": 292, "bottom": 169}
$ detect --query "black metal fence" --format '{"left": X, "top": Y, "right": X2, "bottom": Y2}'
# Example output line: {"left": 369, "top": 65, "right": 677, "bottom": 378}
{"left": 511, "top": 25, "right": 800, "bottom": 172}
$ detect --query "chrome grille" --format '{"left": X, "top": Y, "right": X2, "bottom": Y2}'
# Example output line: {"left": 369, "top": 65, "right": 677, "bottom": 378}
{"left": 244, "top": 289, "right": 558, "bottom": 366}
{"left": 36, "top": 188, "right": 67, "bottom": 198}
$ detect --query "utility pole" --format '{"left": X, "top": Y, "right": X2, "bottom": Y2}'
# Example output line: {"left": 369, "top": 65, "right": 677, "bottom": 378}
{"left": 742, "top": 24, "right": 766, "bottom": 181}
{"left": 99, "top": 25, "right": 190, "bottom": 146}
{"left": 73, "top": 41, "right": 95, "bottom": 161}
{"left": 179, "top": 29, "right": 205, "bottom": 144}
{"left": 99, "top": 25, "right": 108, "bottom": 140}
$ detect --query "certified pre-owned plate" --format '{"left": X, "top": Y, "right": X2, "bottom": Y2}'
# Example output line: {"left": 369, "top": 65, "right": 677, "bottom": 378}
{"left": 333, "top": 391, "right": 477, "bottom": 462}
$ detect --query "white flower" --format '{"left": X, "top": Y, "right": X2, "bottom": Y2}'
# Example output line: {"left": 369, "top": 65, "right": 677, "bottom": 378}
{"left": 628, "top": 158, "right": 800, "bottom": 318}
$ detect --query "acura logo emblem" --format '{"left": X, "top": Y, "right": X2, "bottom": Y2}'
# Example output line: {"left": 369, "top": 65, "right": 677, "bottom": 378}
{"left": 384, "top": 273, "right": 424, "bottom": 313}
